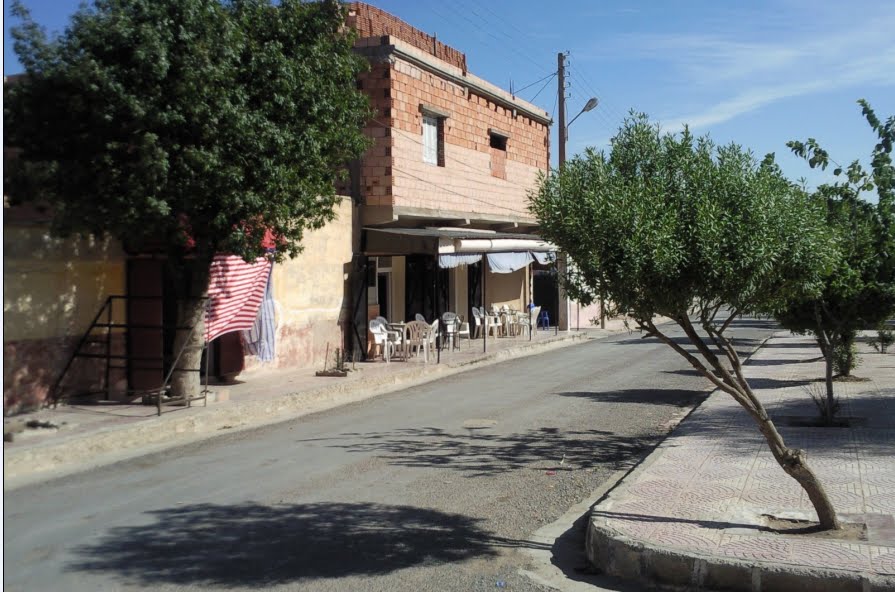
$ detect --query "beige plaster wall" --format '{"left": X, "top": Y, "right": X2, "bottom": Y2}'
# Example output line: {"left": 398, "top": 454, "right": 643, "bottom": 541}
{"left": 4, "top": 224, "right": 126, "bottom": 413}
{"left": 242, "top": 197, "right": 354, "bottom": 373}
{"left": 486, "top": 268, "right": 525, "bottom": 311}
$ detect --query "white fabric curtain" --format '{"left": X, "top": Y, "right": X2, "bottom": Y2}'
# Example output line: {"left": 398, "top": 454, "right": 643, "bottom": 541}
{"left": 532, "top": 251, "right": 556, "bottom": 265}
{"left": 438, "top": 253, "right": 482, "bottom": 268}
{"left": 486, "top": 252, "right": 534, "bottom": 273}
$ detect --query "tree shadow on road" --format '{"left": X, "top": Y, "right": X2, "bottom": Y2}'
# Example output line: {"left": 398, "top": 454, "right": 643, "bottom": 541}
{"left": 301, "top": 426, "right": 655, "bottom": 477}
{"left": 68, "top": 502, "right": 542, "bottom": 587}
{"left": 556, "top": 388, "right": 706, "bottom": 407}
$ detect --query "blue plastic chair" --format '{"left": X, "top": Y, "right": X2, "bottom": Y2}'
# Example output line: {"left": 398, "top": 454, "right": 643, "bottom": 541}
{"left": 538, "top": 310, "right": 550, "bottom": 329}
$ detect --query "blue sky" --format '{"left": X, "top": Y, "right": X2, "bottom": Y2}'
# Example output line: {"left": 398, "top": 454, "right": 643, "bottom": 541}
{"left": 5, "top": 0, "right": 894, "bottom": 191}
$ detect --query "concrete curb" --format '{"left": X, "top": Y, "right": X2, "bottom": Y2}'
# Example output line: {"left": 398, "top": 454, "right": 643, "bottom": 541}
{"left": 5, "top": 331, "right": 596, "bottom": 488}
{"left": 586, "top": 521, "right": 895, "bottom": 592}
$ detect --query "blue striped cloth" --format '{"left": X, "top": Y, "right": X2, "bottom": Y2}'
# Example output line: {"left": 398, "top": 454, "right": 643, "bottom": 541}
{"left": 242, "top": 267, "right": 276, "bottom": 362}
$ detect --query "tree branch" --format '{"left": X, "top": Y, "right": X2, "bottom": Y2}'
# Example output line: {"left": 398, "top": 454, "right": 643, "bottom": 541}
{"left": 644, "top": 319, "right": 743, "bottom": 400}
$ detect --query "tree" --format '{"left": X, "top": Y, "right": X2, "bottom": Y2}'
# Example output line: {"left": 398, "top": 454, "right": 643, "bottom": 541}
{"left": 776, "top": 101, "right": 895, "bottom": 419}
{"left": 4, "top": 0, "right": 372, "bottom": 398}
{"left": 531, "top": 114, "right": 842, "bottom": 530}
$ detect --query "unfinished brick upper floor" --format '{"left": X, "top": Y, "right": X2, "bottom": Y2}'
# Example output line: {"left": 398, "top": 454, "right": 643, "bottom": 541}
{"left": 348, "top": 4, "right": 551, "bottom": 227}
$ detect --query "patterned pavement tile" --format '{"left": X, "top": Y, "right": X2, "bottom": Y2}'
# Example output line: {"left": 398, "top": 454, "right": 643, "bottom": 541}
{"left": 872, "top": 551, "right": 895, "bottom": 575}
{"left": 861, "top": 472, "right": 895, "bottom": 488}
{"left": 696, "top": 463, "right": 748, "bottom": 481}
{"left": 718, "top": 537, "right": 793, "bottom": 562}
{"left": 866, "top": 493, "right": 895, "bottom": 514}
{"left": 644, "top": 461, "right": 701, "bottom": 481}
{"left": 626, "top": 479, "right": 685, "bottom": 500}
{"left": 742, "top": 484, "right": 803, "bottom": 508}
{"left": 787, "top": 540, "right": 871, "bottom": 571}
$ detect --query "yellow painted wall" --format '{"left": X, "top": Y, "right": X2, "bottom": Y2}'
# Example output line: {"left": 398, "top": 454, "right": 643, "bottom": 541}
{"left": 486, "top": 268, "right": 524, "bottom": 311}
{"left": 4, "top": 223, "right": 126, "bottom": 412}
{"left": 242, "top": 197, "right": 355, "bottom": 372}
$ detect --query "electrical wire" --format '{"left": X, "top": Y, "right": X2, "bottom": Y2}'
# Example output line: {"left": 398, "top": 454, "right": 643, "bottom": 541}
{"left": 527, "top": 73, "right": 556, "bottom": 104}
{"left": 513, "top": 71, "right": 557, "bottom": 96}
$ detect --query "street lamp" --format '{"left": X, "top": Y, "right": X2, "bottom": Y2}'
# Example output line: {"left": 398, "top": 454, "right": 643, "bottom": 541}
{"left": 565, "top": 97, "right": 599, "bottom": 140}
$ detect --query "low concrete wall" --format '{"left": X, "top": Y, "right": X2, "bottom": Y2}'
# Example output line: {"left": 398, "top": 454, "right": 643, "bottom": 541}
{"left": 587, "top": 520, "right": 895, "bottom": 591}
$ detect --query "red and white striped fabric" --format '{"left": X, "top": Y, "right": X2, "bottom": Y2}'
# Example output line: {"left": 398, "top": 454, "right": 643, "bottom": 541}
{"left": 204, "top": 254, "right": 272, "bottom": 342}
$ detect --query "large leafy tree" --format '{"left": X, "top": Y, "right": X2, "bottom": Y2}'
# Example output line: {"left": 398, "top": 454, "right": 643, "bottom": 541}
{"left": 531, "top": 114, "right": 842, "bottom": 529}
{"left": 776, "top": 101, "right": 895, "bottom": 418}
{"left": 5, "top": 0, "right": 371, "bottom": 397}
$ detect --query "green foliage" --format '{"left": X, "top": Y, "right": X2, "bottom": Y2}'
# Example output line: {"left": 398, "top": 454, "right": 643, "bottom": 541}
{"left": 530, "top": 113, "right": 832, "bottom": 323}
{"left": 832, "top": 333, "right": 860, "bottom": 376}
{"left": 4, "top": 0, "right": 372, "bottom": 267}
{"left": 776, "top": 101, "right": 895, "bottom": 371}
{"left": 870, "top": 326, "right": 895, "bottom": 353}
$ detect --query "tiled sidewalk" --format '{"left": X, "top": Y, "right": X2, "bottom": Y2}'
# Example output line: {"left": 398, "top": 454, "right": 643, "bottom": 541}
{"left": 590, "top": 331, "right": 895, "bottom": 587}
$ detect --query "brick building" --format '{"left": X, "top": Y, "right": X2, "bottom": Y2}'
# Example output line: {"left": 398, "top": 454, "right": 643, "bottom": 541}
{"left": 3, "top": 4, "right": 556, "bottom": 412}
{"left": 345, "top": 3, "right": 555, "bottom": 346}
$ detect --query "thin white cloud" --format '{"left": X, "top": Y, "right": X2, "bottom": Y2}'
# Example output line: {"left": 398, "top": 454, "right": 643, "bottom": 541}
{"left": 661, "top": 48, "right": 895, "bottom": 132}
{"left": 590, "top": 6, "right": 895, "bottom": 132}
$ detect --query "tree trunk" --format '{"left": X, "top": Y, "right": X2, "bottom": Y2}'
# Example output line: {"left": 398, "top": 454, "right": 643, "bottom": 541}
{"left": 824, "top": 347, "right": 836, "bottom": 423}
{"left": 169, "top": 263, "right": 211, "bottom": 400}
{"left": 657, "top": 317, "right": 841, "bottom": 531}
{"left": 752, "top": 409, "right": 840, "bottom": 530}
{"left": 815, "top": 327, "right": 837, "bottom": 425}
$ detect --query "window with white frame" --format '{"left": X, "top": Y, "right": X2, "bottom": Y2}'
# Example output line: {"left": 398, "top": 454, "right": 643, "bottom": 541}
{"left": 422, "top": 114, "right": 439, "bottom": 165}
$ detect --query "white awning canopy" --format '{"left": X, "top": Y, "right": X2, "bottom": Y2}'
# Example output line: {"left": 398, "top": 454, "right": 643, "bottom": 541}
{"left": 364, "top": 227, "right": 555, "bottom": 256}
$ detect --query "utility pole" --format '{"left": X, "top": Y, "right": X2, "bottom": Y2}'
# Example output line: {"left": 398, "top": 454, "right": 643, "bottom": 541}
{"left": 557, "top": 52, "right": 566, "bottom": 168}
{"left": 556, "top": 52, "right": 567, "bottom": 334}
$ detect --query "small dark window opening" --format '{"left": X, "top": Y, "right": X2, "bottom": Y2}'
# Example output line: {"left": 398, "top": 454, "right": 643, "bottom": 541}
{"left": 490, "top": 134, "right": 507, "bottom": 151}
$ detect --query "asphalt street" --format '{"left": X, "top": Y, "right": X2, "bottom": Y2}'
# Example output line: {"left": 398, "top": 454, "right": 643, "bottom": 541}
{"left": 3, "top": 318, "right": 778, "bottom": 592}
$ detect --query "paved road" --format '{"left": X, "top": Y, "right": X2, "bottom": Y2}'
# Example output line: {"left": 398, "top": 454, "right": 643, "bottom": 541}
{"left": 3, "top": 318, "right": 777, "bottom": 592}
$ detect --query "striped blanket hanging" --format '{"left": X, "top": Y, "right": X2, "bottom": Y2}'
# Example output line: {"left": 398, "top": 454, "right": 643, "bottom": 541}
{"left": 204, "top": 254, "right": 272, "bottom": 342}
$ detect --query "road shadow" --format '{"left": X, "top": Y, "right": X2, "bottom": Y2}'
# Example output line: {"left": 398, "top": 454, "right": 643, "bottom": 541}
{"left": 557, "top": 388, "right": 705, "bottom": 408}
{"left": 302, "top": 426, "right": 655, "bottom": 477}
{"left": 748, "top": 358, "right": 813, "bottom": 366}
{"left": 661, "top": 369, "right": 812, "bottom": 390}
{"left": 678, "top": 392, "right": 895, "bottom": 457}
{"left": 68, "top": 502, "right": 541, "bottom": 587}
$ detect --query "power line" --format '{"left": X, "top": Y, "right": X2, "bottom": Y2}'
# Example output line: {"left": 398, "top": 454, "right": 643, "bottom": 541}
{"left": 567, "top": 63, "right": 628, "bottom": 124}
{"left": 514, "top": 71, "right": 557, "bottom": 95}
{"left": 527, "top": 72, "right": 556, "bottom": 104}
{"left": 451, "top": 0, "right": 554, "bottom": 74}
{"left": 420, "top": 0, "right": 550, "bottom": 76}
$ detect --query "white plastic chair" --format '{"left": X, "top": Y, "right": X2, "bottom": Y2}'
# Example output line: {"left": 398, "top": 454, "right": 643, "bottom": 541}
{"left": 471, "top": 307, "right": 483, "bottom": 339}
{"left": 369, "top": 319, "right": 400, "bottom": 362}
{"left": 427, "top": 319, "right": 439, "bottom": 358}
{"left": 457, "top": 315, "right": 471, "bottom": 345}
{"left": 403, "top": 320, "right": 431, "bottom": 362}
{"left": 518, "top": 306, "right": 540, "bottom": 338}
{"left": 441, "top": 312, "right": 459, "bottom": 350}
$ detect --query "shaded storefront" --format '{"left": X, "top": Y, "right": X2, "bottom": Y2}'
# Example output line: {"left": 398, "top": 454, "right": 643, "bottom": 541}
{"left": 358, "top": 227, "right": 555, "bottom": 355}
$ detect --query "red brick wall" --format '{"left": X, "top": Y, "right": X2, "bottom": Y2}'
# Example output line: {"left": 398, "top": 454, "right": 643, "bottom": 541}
{"left": 357, "top": 61, "right": 395, "bottom": 207}
{"left": 347, "top": 3, "right": 467, "bottom": 72}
